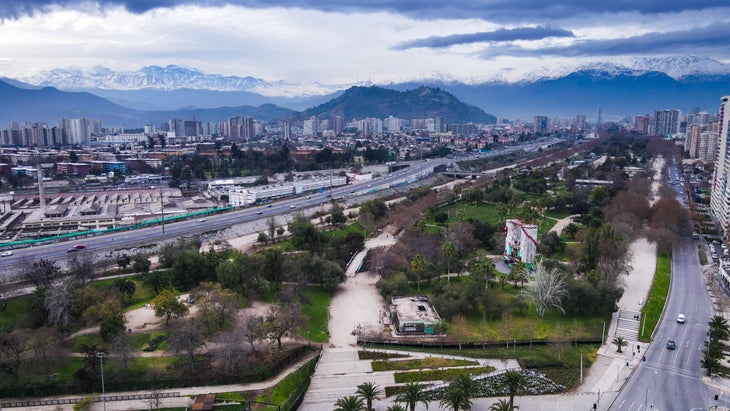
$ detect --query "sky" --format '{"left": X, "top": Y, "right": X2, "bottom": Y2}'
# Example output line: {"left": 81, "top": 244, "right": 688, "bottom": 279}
{"left": 1, "top": 0, "right": 730, "bottom": 86}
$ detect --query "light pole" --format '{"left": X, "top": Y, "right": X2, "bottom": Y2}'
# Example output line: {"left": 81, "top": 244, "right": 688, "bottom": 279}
{"left": 97, "top": 352, "right": 107, "bottom": 411}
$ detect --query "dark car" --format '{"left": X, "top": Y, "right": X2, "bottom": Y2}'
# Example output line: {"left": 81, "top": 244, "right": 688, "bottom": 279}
{"left": 667, "top": 340, "right": 676, "bottom": 350}
{"left": 73, "top": 244, "right": 86, "bottom": 250}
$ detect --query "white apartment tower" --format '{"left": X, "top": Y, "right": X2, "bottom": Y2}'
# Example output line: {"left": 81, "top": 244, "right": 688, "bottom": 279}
{"left": 710, "top": 96, "right": 730, "bottom": 238}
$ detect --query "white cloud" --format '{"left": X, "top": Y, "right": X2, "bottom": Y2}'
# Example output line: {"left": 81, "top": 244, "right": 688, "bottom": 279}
{"left": 0, "top": 3, "right": 728, "bottom": 85}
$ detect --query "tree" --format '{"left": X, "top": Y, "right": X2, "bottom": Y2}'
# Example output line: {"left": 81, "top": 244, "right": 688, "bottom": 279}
{"left": 502, "top": 370, "right": 525, "bottom": 408}
{"left": 442, "top": 373, "right": 479, "bottom": 410}
{"left": 44, "top": 280, "right": 75, "bottom": 330}
{"left": 267, "top": 217, "right": 277, "bottom": 242}
{"left": 395, "top": 381, "right": 429, "bottom": 411}
{"left": 386, "top": 406, "right": 408, "bottom": 411}
{"left": 116, "top": 254, "right": 132, "bottom": 269}
{"left": 132, "top": 254, "right": 152, "bottom": 275}
{"left": 152, "top": 289, "right": 189, "bottom": 326}
{"left": 142, "top": 270, "right": 169, "bottom": 295}
{"left": 0, "top": 329, "right": 29, "bottom": 381}
{"left": 241, "top": 311, "right": 264, "bottom": 351}
{"left": 612, "top": 336, "right": 628, "bottom": 353}
{"left": 190, "top": 282, "right": 240, "bottom": 336}
{"left": 410, "top": 253, "right": 427, "bottom": 293}
{"left": 262, "top": 302, "right": 306, "bottom": 349}
{"left": 356, "top": 381, "right": 382, "bottom": 411}
{"left": 167, "top": 320, "right": 205, "bottom": 370}
{"left": 442, "top": 241, "right": 456, "bottom": 282}
{"left": 23, "top": 258, "right": 60, "bottom": 287}
{"left": 440, "top": 387, "right": 467, "bottom": 411}
{"left": 109, "top": 333, "right": 137, "bottom": 381}
{"left": 257, "top": 231, "right": 269, "bottom": 244}
{"left": 334, "top": 395, "right": 366, "bottom": 411}
{"left": 110, "top": 278, "right": 136, "bottom": 302}
{"left": 489, "top": 399, "right": 519, "bottom": 411}
{"left": 67, "top": 252, "right": 96, "bottom": 286}
{"left": 519, "top": 258, "right": 567, "bottom": 318}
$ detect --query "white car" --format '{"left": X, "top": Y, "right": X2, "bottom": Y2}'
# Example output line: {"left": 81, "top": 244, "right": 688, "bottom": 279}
{"left": 677, "top": 314, "right": 685, "bottom": 324}
{"left": 1, "top": 251, "right": 12, "bottom": 257}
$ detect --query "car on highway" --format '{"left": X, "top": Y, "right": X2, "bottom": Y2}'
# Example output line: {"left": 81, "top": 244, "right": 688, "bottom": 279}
{"left": 1, "top": 251, "right": 13, "bottom": 257}
{"left": 666, "top": 339, "right": 676, "bottom": 350}
{"left": 677, "top": 314, "right": 685, "bottom": 323}
{"left": 198, "top": 218, "right": 206, "bottom": 223}
{"left": 72, "top": 244, "right": 86, "bottom": 250}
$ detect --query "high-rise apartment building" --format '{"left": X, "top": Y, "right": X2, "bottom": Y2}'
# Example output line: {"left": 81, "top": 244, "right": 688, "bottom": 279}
{"left": 710, "top": 97, "right": 730, "bottom": 237}
{"left": 228, "top": 117, "right": 255, "bottom": 141}
{"left": 575, "top": 114, "right": 586, "bottom": 131}
{"left": 653, "top": 109, "right": 681, "bottom": 136}
{"left": 533, "top": 116, "right": 549, "bottom": 135}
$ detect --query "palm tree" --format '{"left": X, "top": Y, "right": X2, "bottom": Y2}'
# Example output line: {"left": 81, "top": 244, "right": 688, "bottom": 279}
{"left": 489, "top": 399, "right": 519, "bottom": 411}
{"left": 442, "top": 241, "right": 456, "bottom": 282}
{"left": 386, "top": 405, "right": 408, "bottom": 411}
{"left": 110, "top": 278, "right": 136, "bottom": 302}
{"left": 142, "top": 270, "right": 168, "bottom": 295}
{"left": 356, "top": 381, "right": 383, "bottom": 411}
{"left": 395, "top": 381, "right": 430, "bottom": 411}
{"left": 502, "top": 370, "right": 525, "bottom": 408}
{"left": 439, "top": 387, "right": 467, "bottom": 411}
{"left": 612, "top": 336, "right": 629, "bottom": 353}
{"left": 334, "top": 395, "right": 366, "bottom": 411}
{"left": 450, "top": 374, "right": 479, "bottom": 405}
{"left": 410, "top": 253, "right": 427, "bottom": 293}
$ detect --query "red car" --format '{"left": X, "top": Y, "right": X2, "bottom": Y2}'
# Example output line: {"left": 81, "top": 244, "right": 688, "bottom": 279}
{"left": 73, "top": 244, "right": 86, "bottom": 250}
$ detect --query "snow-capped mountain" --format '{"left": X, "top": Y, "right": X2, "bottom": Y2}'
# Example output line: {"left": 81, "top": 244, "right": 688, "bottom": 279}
{"left": 20, "top": 56, "right": 730, "bottom": 98}
{"left": 23, "top": 65, "right": 344, "bottom": 97}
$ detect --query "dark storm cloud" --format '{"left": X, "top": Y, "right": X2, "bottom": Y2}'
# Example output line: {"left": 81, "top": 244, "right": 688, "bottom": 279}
{"left": 482, "top": 23, "right": 730, "bottom": 58}
{"left": 1, "top": 0, "right": 728, "bottom": 20}
{"left": 394, "top": 26, "right": 574, "bottom": 50}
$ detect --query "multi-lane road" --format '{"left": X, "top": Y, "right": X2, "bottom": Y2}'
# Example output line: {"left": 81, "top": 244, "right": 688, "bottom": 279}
{"left": 610, "top": 162, "right": 728, "bottom": 411}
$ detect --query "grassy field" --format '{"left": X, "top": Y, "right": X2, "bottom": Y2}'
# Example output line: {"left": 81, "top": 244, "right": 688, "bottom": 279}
{"left": 640, "top": 253, "right": 671, "bottom": 343}
{"left": 300, "top": 286, "right": 332, "bottom": 343}
{"left": 394, "top": 365, "right": 495, "bottom": 383}
{"left": 371, "top": 357, "right": 476, "bottom": 371}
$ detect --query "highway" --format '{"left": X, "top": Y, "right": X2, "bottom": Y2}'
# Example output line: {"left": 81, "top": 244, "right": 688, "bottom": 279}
{"left": 609, "top": 163, "right": 727, "bottom": 411}
{"left": 0, "top": 138, "right": 562, "bottom": 279}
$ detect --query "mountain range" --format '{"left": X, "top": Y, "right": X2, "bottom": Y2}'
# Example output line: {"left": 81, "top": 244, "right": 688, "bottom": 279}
{"left": 2, "top": 55, "right": 730, "bottom": 126}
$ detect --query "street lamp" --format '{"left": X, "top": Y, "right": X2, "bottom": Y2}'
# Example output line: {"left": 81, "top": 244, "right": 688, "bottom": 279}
{"left": 97, "top": 352, "right": 107, "bottom": 411}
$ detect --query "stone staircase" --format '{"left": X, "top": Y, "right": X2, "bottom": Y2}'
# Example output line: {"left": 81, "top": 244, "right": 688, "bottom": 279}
{"left": 615, "top": 309, "right": 641, "bottom": 341}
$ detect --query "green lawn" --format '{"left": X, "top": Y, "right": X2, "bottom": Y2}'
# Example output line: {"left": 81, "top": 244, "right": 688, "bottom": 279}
{"left": 0, "top": 294, "right": 30, "bottom": 328}
{"left": 394, "top": 366, "right": 495, "bottom": 383}
{"left": 371, "top": 357, "right": 476, "bottom": 371}
{"left": 640, "top": 253, "right": 671, "bottom": 342}
{"left": 300, "top": 286, "right": 332, "bottom": 343}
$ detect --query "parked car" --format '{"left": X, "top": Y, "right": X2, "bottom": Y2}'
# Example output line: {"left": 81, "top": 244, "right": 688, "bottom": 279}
{"left": 667, "top": 340, "right": 676, "bottom": 350}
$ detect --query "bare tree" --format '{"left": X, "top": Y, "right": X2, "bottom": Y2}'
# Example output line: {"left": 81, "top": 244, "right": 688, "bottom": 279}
{"left": 0, "top": 329, "right": 30, "bottom": 381}
{"left": 67, "top": 252, "right": 96, "bottom": 286}
{"left": 262, "top": 302, "right": 307, "bottom": 349}
{"left": 167, "top": 320, "right": 205, "bottom": 370}
{"left": 241, "top": 311, "right": 264, "bottom": 351}
{"left": 110, "top": 333, "right": 138, "bottom": 381}
{"left": 211, "top": 322, "right": 249, "bottom": 377}
{"left": 520, "top": 258, "right": 568, "bottom": 318}
{"left": 44, "top": 280, "right": 75, "bottom": 330}
{"left": 22, "top": 258, "right": 59, "bottom": 287}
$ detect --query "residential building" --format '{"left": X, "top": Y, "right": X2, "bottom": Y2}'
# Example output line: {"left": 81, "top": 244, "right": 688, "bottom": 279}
{"left": 710, "top": 96, "right": 730, "bottom": 237}
{"left": 653, "top": 109, "right": 681, "bottom": 136}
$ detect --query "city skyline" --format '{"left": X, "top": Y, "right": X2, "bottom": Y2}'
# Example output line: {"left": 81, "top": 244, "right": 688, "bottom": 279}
{"left": 1, "top": 0, "right": 729, "bottom": 87}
